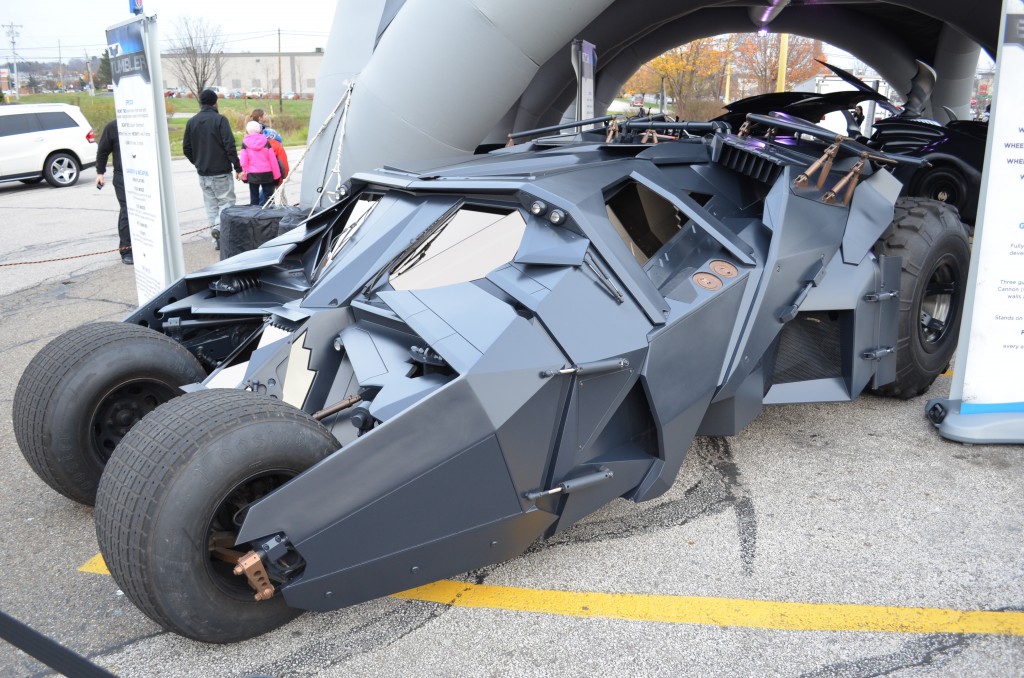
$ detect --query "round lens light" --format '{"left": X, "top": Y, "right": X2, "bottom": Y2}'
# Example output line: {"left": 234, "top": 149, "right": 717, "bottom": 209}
{"left": 530, "top": 200, "right": 547, "bottom": 215}
{"left": 549, "top": 209, "right": 566, "bottom": 224}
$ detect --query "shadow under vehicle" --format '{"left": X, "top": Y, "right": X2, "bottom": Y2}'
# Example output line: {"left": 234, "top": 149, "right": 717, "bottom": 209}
{"left": 13, "top": 112, "right": 970, "bottom": 643}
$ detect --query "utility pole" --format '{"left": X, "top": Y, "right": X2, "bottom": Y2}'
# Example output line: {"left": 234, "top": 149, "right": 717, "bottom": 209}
{"left": 3, "top": 23, "right": 22, "bottom": 100}
{"left": 775, "top": 33, "right": 790, "bottom": 92}
{"left": 724, "top": 60, "right": 732, "bottom": 103}
{"left": 84, "top": 50, "right": 96, "bottom": 96}
{"left": 58, "top": 39, "right": 63, "bottom": 91}
{"left": 277, "top": 28, "right": 283, "bottom": 113}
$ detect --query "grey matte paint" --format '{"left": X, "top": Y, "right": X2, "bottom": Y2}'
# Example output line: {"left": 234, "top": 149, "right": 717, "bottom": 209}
{"left": 117, "top": 117, "right": 966, "bottom": 617}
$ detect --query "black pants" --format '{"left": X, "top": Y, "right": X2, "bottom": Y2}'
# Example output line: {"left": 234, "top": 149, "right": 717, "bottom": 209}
{"left": 112, "top": 171, "right": 131, "bottom": 251}
{"left": 248, "top": 181, "right": 275, "bottom": 206}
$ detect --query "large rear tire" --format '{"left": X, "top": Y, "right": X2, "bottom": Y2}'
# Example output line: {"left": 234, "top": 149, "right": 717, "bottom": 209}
{"left": 872, "top": 197, "right": 970, "bottom": 399}
{"left": 13, "top": 322, "right": 206, "bottom": 504}
{"left": 95, "top": 389, "right": 340, "bottom": 643}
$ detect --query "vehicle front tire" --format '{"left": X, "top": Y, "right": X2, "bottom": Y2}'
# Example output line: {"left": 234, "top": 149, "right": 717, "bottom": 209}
{"left": 43, "top": 152, "right": 80, "bottom": 187}
{"left": 12, "top": 322, "right": 206, "bottom": 504}
{"left": 95, "top": 389, "right": 340, "bottom": 643}
{"left": 872, "top": 197, "right": 970, "bottom": 399}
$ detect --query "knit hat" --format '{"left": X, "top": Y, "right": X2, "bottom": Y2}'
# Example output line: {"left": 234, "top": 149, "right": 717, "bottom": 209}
{"left": 246, "top": 120, "right": 262, "bottom": 134}
{"left": 199, "top": 89, "right": 218, "bottom": 106}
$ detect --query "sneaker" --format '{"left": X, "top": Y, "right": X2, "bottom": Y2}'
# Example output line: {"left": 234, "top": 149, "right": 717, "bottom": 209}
{"left": 211, "top": 226, "right": 221, "bottom": 240}
{"left": 121, "top": 253, "right": 134, "bottom": 265}
{"left": 212, "top": 237, "right": 220, "bottom": 251}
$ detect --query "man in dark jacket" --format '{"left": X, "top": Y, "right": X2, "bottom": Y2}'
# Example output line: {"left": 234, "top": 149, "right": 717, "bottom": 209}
{"left": 183, "top": 88, "right": 242, "bottom": 249}
{"left": 95, "top": 119, "right": 133, "bottom": 264}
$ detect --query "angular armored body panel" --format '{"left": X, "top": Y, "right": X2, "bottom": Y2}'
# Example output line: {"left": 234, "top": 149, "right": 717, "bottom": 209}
{"left": 13, "top": 115, "right": 969, "bottom": 642}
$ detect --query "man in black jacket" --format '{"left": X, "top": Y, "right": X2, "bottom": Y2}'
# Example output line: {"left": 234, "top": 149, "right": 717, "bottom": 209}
{"left": 183, "top": 89, "right": 242, "bottom": 249}
{"left": 95, "top": 119, "right": 133, "bottom": 264}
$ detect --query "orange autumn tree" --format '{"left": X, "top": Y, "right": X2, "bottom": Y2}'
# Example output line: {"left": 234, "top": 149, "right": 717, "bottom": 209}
{"left": 622, "top": 67, "right": 661, "bottom": 102}
{"left": 649, "top": 37, "right": 731, "bottom": 119}
{"left": 733, "top": 33, "right": 828, "bottom": 95}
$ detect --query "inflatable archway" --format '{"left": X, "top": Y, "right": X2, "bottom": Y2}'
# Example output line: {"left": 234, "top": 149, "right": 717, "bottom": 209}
{"left": 299, "top": 0, "right": 999, "bottom": 207}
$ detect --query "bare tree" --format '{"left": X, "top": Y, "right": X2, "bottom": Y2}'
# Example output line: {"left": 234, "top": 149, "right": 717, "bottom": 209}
{"left": 166, "top": 17, "right": 224, "bottom": 99}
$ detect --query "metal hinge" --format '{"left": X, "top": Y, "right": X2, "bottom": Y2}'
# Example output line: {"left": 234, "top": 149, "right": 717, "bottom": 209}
{"left": 863, "top": 290, "right": 899, "bottom": 302}
{"left": 861, "top": 346, "right": 896, "bottom": 361}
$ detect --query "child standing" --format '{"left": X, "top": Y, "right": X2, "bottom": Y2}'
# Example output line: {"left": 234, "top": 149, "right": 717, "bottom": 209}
{"left": 239, "top": 120, "right": 281, "bottom": 206}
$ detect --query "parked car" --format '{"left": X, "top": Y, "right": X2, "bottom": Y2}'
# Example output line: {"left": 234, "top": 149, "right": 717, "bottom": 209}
{"left": 282, "top": 91, "right": 298, "bottom": 100}
{"left": 247, "top": 87, "right": 266, "bottom": 99}
{"left": 0, "top": 103, "right": 96, "bottom": 187}
{"left": 14, "top": 113, "right": 969, "bottom": 643}
{"left": 227, "top": 89, "right": 243, "bottom": 99}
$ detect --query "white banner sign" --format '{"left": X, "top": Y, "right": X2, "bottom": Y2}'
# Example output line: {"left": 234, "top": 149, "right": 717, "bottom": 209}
{"left": 572, "top": 40, "right": 597, "bottom": 125}
{"left": 106, "top": 16, "right": 183, "bottom": 304}
{"left": 958, "top": 4, "right": 1024, "bottom": 414}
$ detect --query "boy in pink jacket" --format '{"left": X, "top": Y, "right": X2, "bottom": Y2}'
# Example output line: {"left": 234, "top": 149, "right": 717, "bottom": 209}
{"left": 239, "top": 120, "right": 282, "bottom": 205}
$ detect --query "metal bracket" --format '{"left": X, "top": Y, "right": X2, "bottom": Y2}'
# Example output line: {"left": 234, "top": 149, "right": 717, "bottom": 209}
{"left": 823, "top": 153, "right": 867, "bottom": 205}
{"left": 540, "top": 358, "right": 629, "bottom": 379}
{"left": 605, "top": 119, "right": 620, "bottom": 144}
{"left": 233, "top": 551, "right": 276, "bottom": 602}
{"left": 863, "top": 290, "right": 899, "bottom": 302}
{"left": 584, "top": 253, "right": 624, "bottom": 304}
{"left": 862, "top": 346, "right": 896, "bottom": 361}
{"left": 794, "top": 143, "right": 839, "bottom": 189}
{"left": 524, "top": 467, "right": 614, "bottom": 501}
{"left": 312, "top": 394, "right": 361, "bottom": 421}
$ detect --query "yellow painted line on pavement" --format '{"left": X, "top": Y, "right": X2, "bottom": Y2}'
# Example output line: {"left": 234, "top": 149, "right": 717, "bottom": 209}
{"left": 79, "top": 553, "right": 110, "bottom": 575}
{"left": 80, "top": 553, "right": 1024, "bottom": 636}
{"left": 394, "top": 581, "right": 1024, "bottom": 636}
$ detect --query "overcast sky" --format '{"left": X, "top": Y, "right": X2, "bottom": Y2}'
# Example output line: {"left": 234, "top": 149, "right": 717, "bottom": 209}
{"left": 2, "top": 1, "right": 994, "bottom": 72}
{"left": 2, "top": 0, "right": 338, "bottom": 61}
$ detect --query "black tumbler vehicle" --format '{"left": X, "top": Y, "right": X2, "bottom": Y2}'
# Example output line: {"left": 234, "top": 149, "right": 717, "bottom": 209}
{"left": 13, "top": 112, "right": 970, "bottom": 643}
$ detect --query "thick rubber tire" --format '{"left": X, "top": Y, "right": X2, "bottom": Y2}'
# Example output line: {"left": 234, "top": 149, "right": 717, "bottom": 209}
{"left": 910, "top": 165, "right": 972, "bottom": 222}
{"left": 43, "top": 152, "right": 81, "bottom": 187}
{"left": 95, "top": 389, "right": 340, "bottom": 643}
{"left": 12, "top": 322, "right": 206, "bottom": 505}
{"left": 872, "top": 197, "right": 970, "bottom": 399}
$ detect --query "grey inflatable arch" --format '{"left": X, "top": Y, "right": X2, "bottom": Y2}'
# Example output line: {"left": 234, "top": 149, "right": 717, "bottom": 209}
{"left": 300, "top": 0, "right": 996, "bottom": 207}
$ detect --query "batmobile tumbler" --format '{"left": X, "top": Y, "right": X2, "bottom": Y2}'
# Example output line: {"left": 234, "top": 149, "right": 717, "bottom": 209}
{"left": 13, "top": 113, "right": 969, "bottom": 642}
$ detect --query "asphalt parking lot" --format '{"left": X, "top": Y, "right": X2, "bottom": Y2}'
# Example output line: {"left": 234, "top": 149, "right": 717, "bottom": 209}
{"left": 0, "top": 157, "right": 1022, "bottom": 677}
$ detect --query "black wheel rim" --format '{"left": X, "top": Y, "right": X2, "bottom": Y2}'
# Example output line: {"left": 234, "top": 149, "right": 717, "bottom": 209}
{"left": 90, "top": 379, "right": 179, "bottom": 463}
{"left": 919, "top": 253, "right": 961, "bottom": 351}
{"left": 205, "top": 470, "right": 297, "bottom": 600}
{"left": 921, "top": 172, "right": 964, "bottom": 210}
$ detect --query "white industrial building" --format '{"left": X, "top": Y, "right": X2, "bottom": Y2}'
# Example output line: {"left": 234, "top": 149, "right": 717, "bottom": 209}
{"left": 161, "top": 49, "right": 325, "bottom": 97}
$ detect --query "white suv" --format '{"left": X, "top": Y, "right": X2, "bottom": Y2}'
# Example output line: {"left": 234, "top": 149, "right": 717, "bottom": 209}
{"left": 0, "top": 103, "right": 96, "bottom": 188}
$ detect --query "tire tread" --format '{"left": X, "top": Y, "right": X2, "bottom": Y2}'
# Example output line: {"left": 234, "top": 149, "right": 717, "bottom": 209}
{"left": 96, "top": 389, "right": 337, "bottom": 640}
{"left": 13, "top": 322, "right": 204, "bottom": 504}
